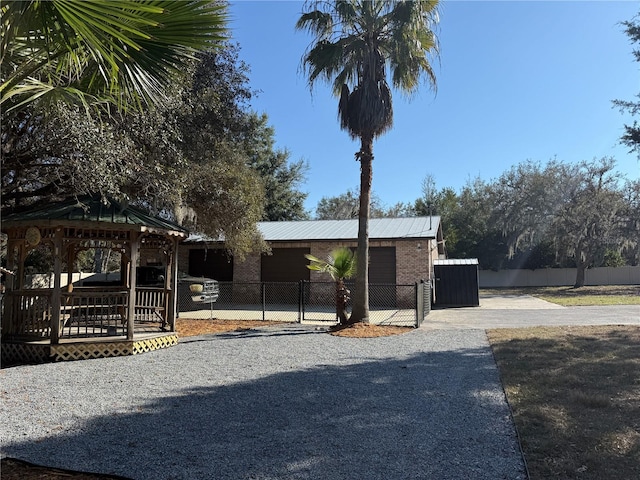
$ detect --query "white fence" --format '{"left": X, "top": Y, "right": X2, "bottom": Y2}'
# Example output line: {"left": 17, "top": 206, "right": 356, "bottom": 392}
{"left": 479, "top": 266, "right": 640, "bottom": 288}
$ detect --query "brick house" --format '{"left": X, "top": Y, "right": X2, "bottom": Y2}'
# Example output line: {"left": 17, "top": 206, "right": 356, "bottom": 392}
{"left": 178, "top": 217, "right": 445, "bottom": 288}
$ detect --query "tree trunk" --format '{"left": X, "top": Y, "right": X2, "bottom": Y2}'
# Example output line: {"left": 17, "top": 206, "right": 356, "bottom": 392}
{"left": 350, "top": 135, "right": 373, "bottom": 323}
{"left": 574, "top": 244, "right": 588, "bottom": 288}
{"left": 93, "top": 248, "right": 104, "bottom": 273}
{"left": 574, "top": 257, "right": 587, "bottom": 288}
{"left": 336, "top": 279, "right": 350, "bottom": 325}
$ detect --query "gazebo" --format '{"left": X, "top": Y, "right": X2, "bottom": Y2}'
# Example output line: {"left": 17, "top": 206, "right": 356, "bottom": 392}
{"left": 1, "top": 195, "right": 188, "bottom": 364}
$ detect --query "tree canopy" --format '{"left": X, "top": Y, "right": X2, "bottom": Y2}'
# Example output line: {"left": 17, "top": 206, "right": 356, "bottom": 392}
{"left": 315, "top": 189, "right": 413, "bottom": 219}
{"left": 415, "top": 159, "right": 637, "bottom": 286}
{"left": 613, "top": 10, "right": 640, "bottom": 155}
{"left": 1, "top": 43, "right": 308, "bottom": 258}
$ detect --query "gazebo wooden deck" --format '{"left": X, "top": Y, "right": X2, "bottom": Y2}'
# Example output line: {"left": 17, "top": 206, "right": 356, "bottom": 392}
{"left": 1, "top": 195, "right": 188, "bottom": 364}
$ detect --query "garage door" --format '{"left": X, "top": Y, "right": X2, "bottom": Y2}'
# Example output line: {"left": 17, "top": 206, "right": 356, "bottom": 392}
{"left": 261, "top": 248, "right": 310, "bottom": 304}
{"left": 261, "top": 248, "right": 310, "bottom": 282}
{"left": 369, "top": 247, "right": 396, "bottom": 307}
{"left": 369, "top": 247, "right": 396, "bottom": 284}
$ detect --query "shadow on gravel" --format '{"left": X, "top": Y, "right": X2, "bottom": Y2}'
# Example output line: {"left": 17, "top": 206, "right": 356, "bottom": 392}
{"left": 180, "top": 327, "right": 326, "bottom": 343}
{"left": 2, "top": 348, "right": 526, "bottom": 480}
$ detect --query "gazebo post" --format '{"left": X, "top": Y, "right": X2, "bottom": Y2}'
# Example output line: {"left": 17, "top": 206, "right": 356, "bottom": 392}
{"left": 50, "top": 229, "right": 63, "bottom": 345}
{"left": 167, "top": 237, "right": 180, "bottom": 332}
{"left": 17, "top": 242, "right": 26, "bottom": 290}
{"left": 127, "top": 232, "right": 139, "bottom": 340}
{"left": 2, "top": 240, "right": 18, "bottom": 333}
{"left": 66, "top": 243, "right": 75, "bottom": 290}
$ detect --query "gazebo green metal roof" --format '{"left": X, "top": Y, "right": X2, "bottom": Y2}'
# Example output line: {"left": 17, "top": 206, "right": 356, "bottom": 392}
{"left": 2, "top": 195, "right": 188, "bottom": 237}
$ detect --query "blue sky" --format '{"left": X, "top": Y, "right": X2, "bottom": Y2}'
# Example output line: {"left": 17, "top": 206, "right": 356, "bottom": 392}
{"left": 228, "top": 1, "right": 639, "bottom": 214}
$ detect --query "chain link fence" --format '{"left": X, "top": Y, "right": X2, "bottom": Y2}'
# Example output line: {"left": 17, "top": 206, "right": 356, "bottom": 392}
{"left": 177, "top": 281, "right": 431, "bottom": 328}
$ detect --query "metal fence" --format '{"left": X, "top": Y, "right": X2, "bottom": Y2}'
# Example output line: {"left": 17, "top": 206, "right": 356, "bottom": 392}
{"left": 177, "top": 280, "right": 431, "bottom": 328}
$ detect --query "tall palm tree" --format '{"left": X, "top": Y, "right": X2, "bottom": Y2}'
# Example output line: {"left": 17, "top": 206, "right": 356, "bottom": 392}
{"left": 1, "top": 0, "right": 227, "bottom": 113}
{"left": 306, "top": 247, "right": 356, "bottom": 325}
{"left": 297, "top": 0, "right": 439, "bottom": 322}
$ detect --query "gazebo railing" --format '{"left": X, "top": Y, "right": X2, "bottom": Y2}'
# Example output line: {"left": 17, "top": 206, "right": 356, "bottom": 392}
{"left": 135, "top": 287, "right": 168, "bottom": 325}
{"left": 3, "top": 286, "right": 169, "bottom": 340}
{"left": 3, "top": 289, "right": 53, "bottom": 338}
{"left": 62, "top": 289, "right": 128, "bottom": 338}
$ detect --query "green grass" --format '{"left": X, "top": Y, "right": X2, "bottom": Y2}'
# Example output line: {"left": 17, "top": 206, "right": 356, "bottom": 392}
{"left": 488, "top": 326, "right": 640, "bottom": 480}
{"left": 481, "top": 285, "right": 640, "bottom": 306}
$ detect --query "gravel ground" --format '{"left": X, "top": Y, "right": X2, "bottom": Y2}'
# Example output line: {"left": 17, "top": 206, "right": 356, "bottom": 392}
{"left": 1, "top": 325, "right": 526, "bottom": 479}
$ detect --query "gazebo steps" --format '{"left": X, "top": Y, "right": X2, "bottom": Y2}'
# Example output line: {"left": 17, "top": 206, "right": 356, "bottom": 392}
{"left": 1, "top": 332, "right": 178, "bottom": 365}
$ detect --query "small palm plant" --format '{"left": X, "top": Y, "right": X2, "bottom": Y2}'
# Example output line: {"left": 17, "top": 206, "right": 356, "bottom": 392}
{"left": 305, "top": 248, "right": 356, "bottom": 325}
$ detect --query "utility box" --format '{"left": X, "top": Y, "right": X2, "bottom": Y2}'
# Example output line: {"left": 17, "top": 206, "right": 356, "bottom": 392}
{"left": 433, "top": 259, "right": 480, "bottom": 307}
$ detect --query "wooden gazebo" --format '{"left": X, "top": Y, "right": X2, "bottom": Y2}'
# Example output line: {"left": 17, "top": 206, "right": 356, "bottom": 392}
{"left": 1, "top": 195, "right": 188, "bottom": 364}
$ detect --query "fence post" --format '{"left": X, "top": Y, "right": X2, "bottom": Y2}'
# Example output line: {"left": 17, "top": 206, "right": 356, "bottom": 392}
{"left": 415, "top": 282, "right": 422, "bottom": 328}
{"left": 261, "top": 282, "right": 266, "bottom": 322}
{"left": 298, "top": 280, "right": 304, "bottom": 323}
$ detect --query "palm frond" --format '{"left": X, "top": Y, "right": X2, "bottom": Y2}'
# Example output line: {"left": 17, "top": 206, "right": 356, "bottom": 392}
{"left": 305, "top": 248, "right": 356, "bottom": 281}
{"left": 296, "top": 10, "right": 334, "bottom": 38}
{"left": 1, "top": 0, "right": 228, "bottom": 113}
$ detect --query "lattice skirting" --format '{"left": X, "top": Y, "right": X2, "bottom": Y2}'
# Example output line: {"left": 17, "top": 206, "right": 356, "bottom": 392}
{"left": 132, "top": 334, "right": 178, "bottom": 354}
{"left": 1, "top": 342, "right": 50, "bottom": 365}
{"left": 52, "top": 341, "right": 134, "bottom": 361}
{"left": 2, "top": 334, "right": 179, "bottom": 364}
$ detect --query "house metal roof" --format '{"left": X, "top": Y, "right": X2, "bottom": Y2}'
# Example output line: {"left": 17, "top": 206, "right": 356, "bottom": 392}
{"left": 186, "top": 216, "right": 441, "bottom": 243}
{"left": 2, "top": 195, "right": 189, "bottom": 237}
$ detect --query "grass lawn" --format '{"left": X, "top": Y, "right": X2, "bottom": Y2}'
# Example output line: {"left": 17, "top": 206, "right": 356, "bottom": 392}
{"left": 482, "top": 285, "right": 640, "bottom": 306}
{"left": 488, "top": 325, "right": 640, "bottom": 480}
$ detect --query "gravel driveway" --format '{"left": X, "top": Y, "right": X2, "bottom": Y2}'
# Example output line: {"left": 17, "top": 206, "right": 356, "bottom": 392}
{"left": 0, "top": 325, "right": 526, "bottom": 479}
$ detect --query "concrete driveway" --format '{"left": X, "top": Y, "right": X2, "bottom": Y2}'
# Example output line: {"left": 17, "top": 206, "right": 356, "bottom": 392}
{"left": 425, "top": 294, "right": 639, "bottom": 330}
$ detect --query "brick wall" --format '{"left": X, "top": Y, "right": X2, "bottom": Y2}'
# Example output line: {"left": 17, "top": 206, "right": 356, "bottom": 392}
{"left": 233, "top": 253, "right": 260, "bottom": 282}
{"left": 180, "top": 238, "right": 435, "bottom": 285}
{"left": 395, "top": 240, "right": 431, "bottom": 284}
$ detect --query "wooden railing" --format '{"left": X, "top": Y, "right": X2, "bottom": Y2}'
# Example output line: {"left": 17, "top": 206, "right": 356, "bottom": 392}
{"left": 135, "top": 288, "right": 168, "bottom": 325}
{"left": 3, "top": 286, "right": 169, "bottom": 340}
{"left": 3, "top": 289, "right": 52, "bottom": 338}
{"left": 62, "top": 289, "right": 128, "bottom": 338}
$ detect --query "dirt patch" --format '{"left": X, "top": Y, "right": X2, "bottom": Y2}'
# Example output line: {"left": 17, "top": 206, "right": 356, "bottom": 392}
{"left": 176, "top": 318, "right": 412, "bottom": 338}
{"left": 328, "top": 322, "right": 412, "bottom": 337}
{"left": 176, "top": 318, "right": 287, "bottom": 337}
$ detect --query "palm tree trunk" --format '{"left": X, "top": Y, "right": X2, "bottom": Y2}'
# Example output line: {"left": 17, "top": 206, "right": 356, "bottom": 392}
{"left": 336, "top": 279, "right": 350, "bottom": 325}
{"left": 350, "top": 135, "right": 373, "bottom": 323}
